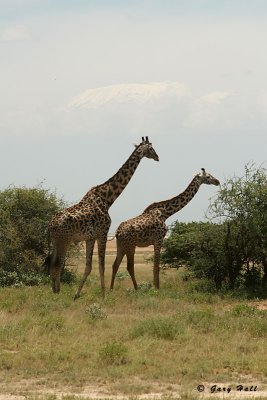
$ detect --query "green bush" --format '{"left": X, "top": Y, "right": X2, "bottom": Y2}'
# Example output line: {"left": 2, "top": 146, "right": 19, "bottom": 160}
{"left": 98, "top": 341, "right": 129, "bottom": 365}
{"left": 162, "top": 221, "right": 227, "bottom": 290}
{"left": 0, "top": 185, "right": 73, "bottom": 287}
{"left": 0, "top": 268, "right": 47, "bottom": 287}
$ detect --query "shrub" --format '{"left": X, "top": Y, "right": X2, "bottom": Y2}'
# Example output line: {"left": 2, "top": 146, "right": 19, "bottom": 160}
{"left": 0, "top": 185, "right": 75, "bottom": 286}
{"left": 162, "top": 221, "right": 228, "bottom": 290}
{"left": 85, "top": 303, "right": 107, "bottom": 321}
{"left": 0, "top": 269, "right": 47, "bottom": 287}
{"left": 99, "top": 341, "right": 128, "bottom": 365}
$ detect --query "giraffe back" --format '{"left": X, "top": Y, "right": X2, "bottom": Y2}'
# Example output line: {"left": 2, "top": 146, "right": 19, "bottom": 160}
{"left": 116, "top": 209, "right": 167, "bottom": 249}
{"left": 49, "top": 199, "right": 111, "bottom": 243}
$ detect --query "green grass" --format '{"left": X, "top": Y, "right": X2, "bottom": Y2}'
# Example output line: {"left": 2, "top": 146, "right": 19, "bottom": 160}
{"left": 1, "top": 255, "right": 267, "bottom": 399}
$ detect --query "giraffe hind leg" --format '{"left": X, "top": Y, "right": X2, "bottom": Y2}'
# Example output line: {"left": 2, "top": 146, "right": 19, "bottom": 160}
{"left": 126, "top": 251, "right": 138, "bottom": 290}
{"left": 50, "top": 254, "right": 62, "bottom": 293}
{"left": 50, "top": 242, "right": 68, "bottom": 294}
{"left": 110, "top": 246, "right": 125, "bottom": 290}
{"left": 153, "top": 241, "right": 163, "bottom": 290}
{"left": 74, "top": 239, "right": 95, "bottom": 300}
{"left": 97, "top": 235, "right": 108, "bottom": 297}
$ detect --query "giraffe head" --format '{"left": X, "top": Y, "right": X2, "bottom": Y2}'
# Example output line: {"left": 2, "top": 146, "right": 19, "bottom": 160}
{"left": 135, "top": 136, "right": 159, "bottom": 161}
{"left": 196, "top": 168, "right": 220, "bottom": 186}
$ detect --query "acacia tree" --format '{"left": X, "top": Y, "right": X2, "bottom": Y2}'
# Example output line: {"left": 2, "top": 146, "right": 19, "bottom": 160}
{"left": 209, "top": 163, "right": 267, "bottom": 286}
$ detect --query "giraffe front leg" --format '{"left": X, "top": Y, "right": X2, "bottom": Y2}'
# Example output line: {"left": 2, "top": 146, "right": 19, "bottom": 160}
{"left": 74, "top": 239, "right": 95, "bottom": 300}
{"left": 97, "top": 235, "right": 107, "bottom": 297}
{"left": 153, "top": 241, "right": 163, "bottom": 289}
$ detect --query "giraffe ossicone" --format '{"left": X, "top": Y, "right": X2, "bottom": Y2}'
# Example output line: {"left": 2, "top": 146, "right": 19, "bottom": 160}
{"left": 43, "top": 137, "right": 159, "bottom": 298}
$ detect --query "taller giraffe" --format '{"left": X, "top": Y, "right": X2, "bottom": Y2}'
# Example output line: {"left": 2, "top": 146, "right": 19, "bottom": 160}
{"left": 45, "top": 137, "right": 159, "bottom": 298}
{"left": 110, "top": 168, "right": 220, "bottom": 290}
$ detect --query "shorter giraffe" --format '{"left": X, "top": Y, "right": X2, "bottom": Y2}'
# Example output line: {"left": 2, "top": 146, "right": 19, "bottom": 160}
{"left": 110, "top": 168, "right": 220, "bottom": 290}
{"left": 43, "top": 137, "right": 159, "bottom": 298}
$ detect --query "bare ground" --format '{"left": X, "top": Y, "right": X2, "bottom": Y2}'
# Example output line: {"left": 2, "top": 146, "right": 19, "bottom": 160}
{"left": 2, "top": 380, "right": 267, "bottom": 400}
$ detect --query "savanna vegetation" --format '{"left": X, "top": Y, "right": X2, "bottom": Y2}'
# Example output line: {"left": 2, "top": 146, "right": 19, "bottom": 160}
{"left": 1, "top": 263, "right": 267, "bottom": 399}
{"left": 1, "top": 164, "right": 267, "bottom": 399}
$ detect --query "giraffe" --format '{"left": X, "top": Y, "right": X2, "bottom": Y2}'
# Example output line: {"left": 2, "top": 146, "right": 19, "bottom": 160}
{"left": 44, "top": 137, "right": 159, "bottom": 298}
{"left": 110, "top": 168, "right": 220, "bottom": 290}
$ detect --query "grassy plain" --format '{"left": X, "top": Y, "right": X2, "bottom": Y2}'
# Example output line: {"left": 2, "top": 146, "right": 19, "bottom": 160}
{"left": 0, "top": 240, "right": 267, "bottom": 399}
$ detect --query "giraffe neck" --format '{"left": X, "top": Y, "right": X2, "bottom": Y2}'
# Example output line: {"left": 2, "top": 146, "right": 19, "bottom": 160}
{"left": 144, "top": 176, "right": 202, "bottom": 220}
{"left": 82, "top": 147, "right": 142, "bottom": 208}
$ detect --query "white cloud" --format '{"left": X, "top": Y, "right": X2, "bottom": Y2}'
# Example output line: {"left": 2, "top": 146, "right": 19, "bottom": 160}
{"left": 0, "top": 24, "right": 31, "bottom": 41}
{"left": 69, "top": 82, "right": 190, "bottom": 109}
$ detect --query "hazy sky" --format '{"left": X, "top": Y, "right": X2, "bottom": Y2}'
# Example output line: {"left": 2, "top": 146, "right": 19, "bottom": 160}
{"left": 1, "top": 0, "right": 267, "bottom": 232}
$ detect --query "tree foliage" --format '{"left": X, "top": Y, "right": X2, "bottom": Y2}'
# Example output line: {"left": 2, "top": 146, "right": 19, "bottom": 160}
{"left": 0, "top": 185, "right": 65, "bottom": 286}
{"left": 209, "top": 163, "right": 267, "bottom": 286}
{"left": 162, "top": 221, "right": 227, "bottom": 290}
